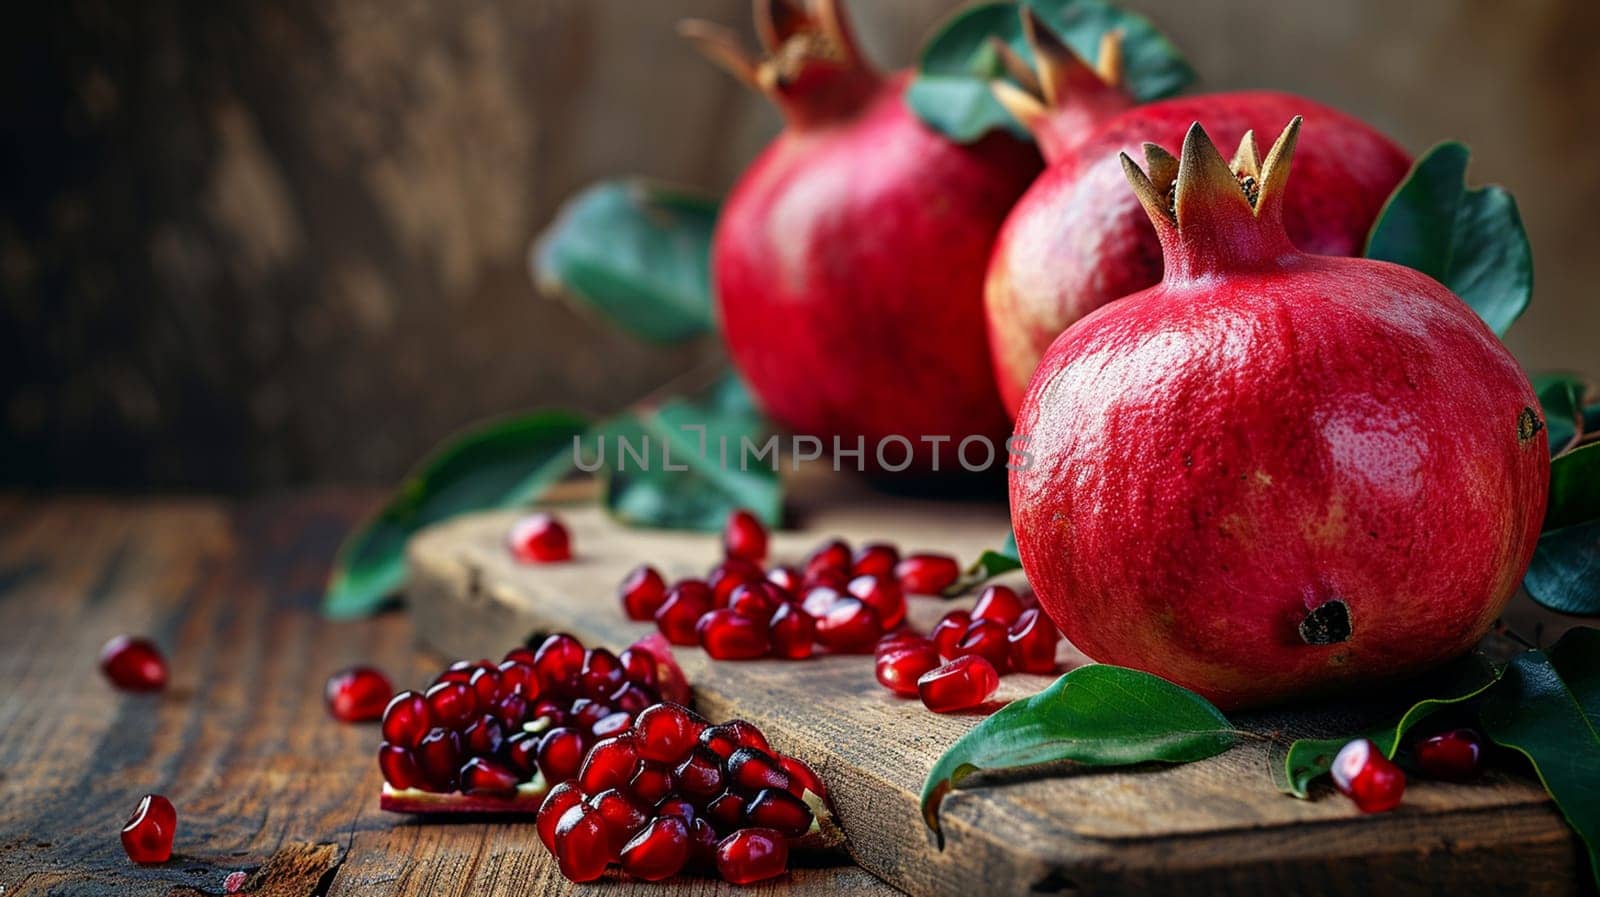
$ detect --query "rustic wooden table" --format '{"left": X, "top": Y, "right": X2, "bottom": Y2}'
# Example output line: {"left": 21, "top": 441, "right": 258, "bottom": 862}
{"left": 0, "top": 494, "right": 889, "bottom": 896}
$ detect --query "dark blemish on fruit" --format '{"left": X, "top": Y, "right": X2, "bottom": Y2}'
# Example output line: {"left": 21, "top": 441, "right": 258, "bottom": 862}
{"left": 1517, "top": 406, "right": 1543, "bottom": 443}
{"left": 1299, "top": 599, "right": 1352, "bottom": 646}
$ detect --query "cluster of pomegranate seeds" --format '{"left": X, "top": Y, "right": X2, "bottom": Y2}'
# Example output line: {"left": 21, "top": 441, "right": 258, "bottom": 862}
{"left": 99, "top": 635, "right": 168, "bottom": 692}
{"left": 325, "top": 666, "right": 394, "bottom": 722}
{"left": 1415, "top": 728, "right": 1483, "bottom": 782}
{"left": 377, "top": 632, "right": 687, "bottom": 812}
{"left": 508, "top": 513, "right": 572, "bottom": 563}
{"left": 1330, "top": 738, "right": 1406, "bottom": 813}
{"left": 537, "top": 702, "right": 828, "bottom": 884}
{"left": 121, "top": 794, "right": 177, "bottom": 864}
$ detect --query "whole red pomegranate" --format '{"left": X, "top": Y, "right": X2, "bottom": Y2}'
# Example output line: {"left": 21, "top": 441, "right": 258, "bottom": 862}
{"left": 986, "top": 12, "right": 1412, "bottom": 415}
{"left": 1010, "top": 119, "right": 1548, "bottom": 709}
{"left": 682, "top": 0, "right": 1041, "bottom": 473}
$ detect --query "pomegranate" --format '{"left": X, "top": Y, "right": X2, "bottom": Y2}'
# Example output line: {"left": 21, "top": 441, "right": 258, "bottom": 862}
{"left": 681, "top": 0, "right": 1040, "bottom": 473}
{"left": 1415, "top": 729, "right": 1484, "bottom": 782}
{"left": 1331, "top": 738, "right": 1406, "bottom": 813}
{"left": 507, "top": 513, "right": 571, "bottom": 563}
{"left": 985, "top": 11, "right": 1412, "bottom": 414}
{"left": 1011, "top": 119, "right": 1549, "bottom": 709}
{"left": 918, "top": 656, "right": 1000, "bottom": 713}
{"left": 99, "top": 635, "right": 168, "bottom": 692}
{"left": 121, "top": 794, "right": 177, "bottom": 864}
{"left": 325, "top": 666, "right": 394, "bottom": 722}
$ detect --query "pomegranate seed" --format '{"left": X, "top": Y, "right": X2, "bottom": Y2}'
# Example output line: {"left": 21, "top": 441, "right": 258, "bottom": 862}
{"left": 804, "top": 567, "right": 851, "bottom": 591}
{"left": 706, "top": 790, "right": 749, "bottom": 830}
{"left": 496, "top": 660, "right": 539, "bottom": 701}
{"left": 697, "top": 608, "right": 772, "bottom": 660}
{"left": 896, "top": 553, "right": 961, "bottom": 595}
{"left": 579, "top": 735, "right": 641, "bottom": 794}
{"left": 931, "top": 610, "right": 971, "bottom": 661}
{"left": 918, "top": 656, "right": 1000, "bottom": 713}
{"left": 503, "top": 646, "right": 538, "bottom": 665}
{"left": 723, "top": 508, "right": 769, "bottom": 563}
{"left": 616, "top": 647, "right": 659, "bottom": 691}
{"left": 809, "top": 594, "right": 883, "bottom": 653}
{"left": 460, "top": 757, "right": 520, "bottom": 797}
{"left": 589, "top": 787, "right": 652, "bottom": 850}
{"left": 847, "top": 574, "right": 906, "bottom": 629}
{"left": 468, "top": 666, "right": 501, "bottom": 707}
{"left": 592, "top": 711, "right": 633, "bottom": 739}
{"left": 608, "top": 682, "right": 653, "bottom": 716}
{"left": 99, "top": 635, "right": 168, "bottom": 692}
{"left": 656, "top": 796, "right": 697, "bottom": 822}
{"left": 621, "top": 815, "right": 691, "bottom": 881}
{"left": 972, "top": 584, "right": 1025, "bottom": 625}
{"left": 506, "top": 732, "right": 539, "bottom": 777}
{"left": 120, "top": 794, "right": 177, "bottom": 864}
{"left": 656, "top": 585, "right": 713, "bottom": 646}
{"left": 580, "top": 648, "right": 624, "bottom": 698}
{"left": 507, "top": 512, "right": 572, "bottom": 563}
{"left": 380, "top": 691, "right": 432, "bottom": 748}
{"left": 708, "top": 558, "right": 763, "bottom": 607}
{"left": 538, "top": 781, "right": 586, "bottom": 854}
{"left": 553, "top": 802, "right": 613, "bottom": 883}
{"left": 766, "top": 566, "right": 803, "bottom": 594}
{"left": 700, "top": 720, "right": 770, "bottom": 759}
{"left": 716, "top": 828, "right": 788, "bottom": 885}
{"left": 875, "top": 630, "right": 928, "bottom": 655}
{"left": 570, "top": 697, "right": 611, "bottom": 731}
{"left": 531, "top": 697, "right": 569, "bottom": 727}
{"left": 954, "top": 618, "right": 1013, "bottom": 673}
{"left": 804, "top": 539, "right": 852, "bottom": 580}
{"left": 687, "top": 817, "right": 720, "bottom": 873}
{"left": 1331, "top": 738, "right": 1406, "bottom": 813}
{"left": 634, "top": 703, "right": 703, "bottom": 765}
{"left": 630, "top": 763, "right": 675, "bottom": 803}
{"left": 728, "top": 582, "right": 784, "bottom": 623}
{"left": 537, "top": 727, "right": 589, "bottom": 783}
{"left": 779, "top": 755, "right": 827, "bottom": 799}
{"left": 378, "top": 743, "right": 426, "bottom": 790}
{"left": 620, "top": 564, "right": 669, "bottom": 621}
{"left": 852, "top": 542, "right": 901, "bottom": 578}
{"left": 673, "top": 746, "right": 726, "bottom": 799}
{"left": 727, "top": 747, "right": 794, "bottom": 793}
{"left": 746, "top": 787, "right": 814, "bottom": 837}
{"left": 224, "top": 870, "right": 247, "bottom": 893}
{"left": 416, "top": 727, "right": 465, "bottom": 791}
{"left": 876, "top": 642, "right": 942, "bottom": 696}
{"left": 462, "top": 714, "right": 506, "bottom": 756}
{"left": 533, "top": 633, "right": 586, "bottom": 690}
{"left": 424, "top": 681, "right": 477, "bottom": 730}
{"left": 1008, "top": 608, "right": 1059, "bottom": 674}
{"left": 1415, "top": 729, "right": 1484, "bottom": 781}
{"left": 494, "top": 693, "right": 530, "bottom": 730}
{"left": 768, "top": 603, "right": 817, "bottom": 660}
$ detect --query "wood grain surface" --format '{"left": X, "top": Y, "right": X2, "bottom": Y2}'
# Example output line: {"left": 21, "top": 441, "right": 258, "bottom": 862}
{"left": 0, "top": 494, "right": 890, "bottom": 896}
{"left": 407, "top": 487, "right": 1585, "bottom": 897}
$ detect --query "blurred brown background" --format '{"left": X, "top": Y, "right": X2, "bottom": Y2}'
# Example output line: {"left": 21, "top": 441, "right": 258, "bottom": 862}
{"left": 3, "top": 0, "right": 1596, "bottom": 491}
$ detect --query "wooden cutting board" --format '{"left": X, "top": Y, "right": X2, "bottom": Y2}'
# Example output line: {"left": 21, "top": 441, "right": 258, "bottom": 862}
{"left": 404, "top": 476, "right": 1581, "bottom": 897}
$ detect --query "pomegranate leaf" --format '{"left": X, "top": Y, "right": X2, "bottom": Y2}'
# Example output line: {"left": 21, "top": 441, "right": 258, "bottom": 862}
{"left": 1533, "top": 373, "right": 1593, "bottom": 457}
{"left": 1279, "top": 654, "right": 1501, "bottom": 798}
{"left": 1525, "top": 520, "right": 1600, "bottom": 615}
{"left": 943, "top": 531, "right": 1022, "bottom": 597}
{"left": 324, "top": 410, "right": 590, "bottom": 618}
{"left": 909, "top": 0, "right": 1194, "bottom": 143}
{"left": 1480, "top": 631, "right": 1600, "bottom": 888}
{"left": 1545, "top": 442, "right": 1600, "bottom": 532}
{"left": 534, "top": 179, "right": 719, "bottom": 343}
{"left": 920, "top": 664, "right": 1235, "bottom": 844}
{"left": 1364, "top": 142, "right": 1532, "bottom": 337}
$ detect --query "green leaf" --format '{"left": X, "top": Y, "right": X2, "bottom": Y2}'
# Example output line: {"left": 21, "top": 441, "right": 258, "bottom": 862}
{"left": 908, "top": 0, "right": 1194, "bottom": 144}
{"left": 534, "top": 179, "right": 719, "bottom": 343}
{"left": 1546, "top": 442, "right": 1600, "bottom": 532}
{"left": 1364, "top": 142, "right": 1533, "bottom": 336}
{"left": 1280, "top": 654, "right": 1501, "bottom": 798}
{"left": 944, "top": 531, "right": 1023, "bottom": 597}
{"left": 1548, "top": 627, "right": 1600, "bottom": 728}
{"left": 323, "top": 410, "right": 590, "bottom": 618}
{"left": 1480, "top": 638, "right": 1600, "bottom": 889}
{"left": 1533, "top": 373, "right": 1588, "bottom": 456}
{"left": 591, "top": 375, "right": 781, "bottom": 531}
{"left": 920, "top": 664, "right": 1235, "bottom": 843}
{"left": 1525, "top": 521, "right": 1600, "bottom": 615}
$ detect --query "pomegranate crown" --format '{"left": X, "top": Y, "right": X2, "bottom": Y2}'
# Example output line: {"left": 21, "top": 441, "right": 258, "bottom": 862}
{"left": 679, "top": 0, "right": 880, "bottom": 129}
{"left": 988, "top": 8, "right": 1135, "bottom": 161}
{"left": 1119, "top": 117, "right": 1304, "bottom": 277}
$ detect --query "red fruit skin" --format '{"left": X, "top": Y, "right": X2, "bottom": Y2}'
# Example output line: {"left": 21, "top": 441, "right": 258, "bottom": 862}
{"left": 988, "top": 92, "right": 1411, "bottom": 415}
{"left": 121, "top": 794, "right": 177, "bottom": 864}
{"left": 1012, "top": 125, "right": 1548, "bottom": 710}
{"left": 716, "top": 72, "right": 1040, "bottom": 473}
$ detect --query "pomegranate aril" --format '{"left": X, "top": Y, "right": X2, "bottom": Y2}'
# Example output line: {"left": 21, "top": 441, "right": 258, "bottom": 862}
{"left": 325, "top": 665, "right": 393, "bottom": 722}
{"left": 706, "top": 790, "right": 749, "bottom": 830}
{"left": 467, "top": 666, "right": 501, "bottom": 708}
{"left": 580, "top": 735, "right": 640, "bottom": 794}
{"left": 592, "top": 710, "right": 633, "bottom": 739}
{"left": 847, "top": 574, "right": 906, "bottom": 630}
{"left": 494, "top": 693, "right": 529, "bottom": 730}
{"left": 876, "top": 631, "right": 929, "bottom": 656}
{"left": 804, "top": 539, "right": 852, "bottom": 580}
{"left": 424, "top": 681, "right": 476, "bottom": 730}
{"left": 1331, "top": 738, "right": 1406, "bottom": 812}
{"left": 656, "top": 796, "right": 697, "bottom": 823}
{"left": 918, "top": 656, "right": 1000, "bottom": 713}
{"left": 746, "top": 787, "right": 813, "bottom": 837}
{"left": 700, "top": 720, "right": 771, "bottom": 759}
{"left": 876, "top": 642, "right": 942, "bottom": 696}
{"left": 100, "top": 635, "right": 168, "bottom": 692}
{"left": 656, "top": 587, "right": 713, "bottom": 646}
{"left": 1008, "top": 608, "right": 1059, "bottom": 674}
{"left": 378, "top": 743, "right": 426, "bottom": 790}
{"left": 621, "top": 815, "right": 691, "bottom": 881}
{"left": 503, "top": 646, "right": 538, "bottom": 666}
{"left": 766, "top": 565, "right": 803, "bottom": 594}
{"left": 716, "top": 827, "right": 788, "bottom": 886}
{"left": 381, "top": 691, "right": 432, "bottom": 748}
{"left": 674, "top": 746, "right": 727, "bottom": 799}
{"left": 608, "top": 682, "right": 654, "bottom": 716}
{"left": 496, "top": 660, "right": 538, "bottom": 701}
{"left": 580, "top": 648, "right": 625, "bottom": 699}
{"left": 953, "top": 618, "right": 1013, "bottom": 673}
{"left": 460, "top": 757, "right": 520, "bottom": 797}
{"left": 533, "top": 633, "right": 586, "bottom": 690}
{"left": 768, "top": 603, "right": 817, "bottom": 660}
{"left": 1415, "top": 728, "right": 1484, "bottom": 782}
{"left": 634, "top": 702, "right": 703, "bottom": 765}
{"left": 553, "top": 802, "right": 614, "bottom": 883}
{"left": 589, "top": 787, "right": 652, "bottom": 849}
{"left": 804, "top": 566, "right": 851, "bottom": 591}
{"left": 728, "top": 582, "right": 784, "bottom": 623}
{"left": 697, "top": 608, "right": 771, "bottom": 660}
{"left": 617, "top": 647, "right": 659, "bottom": 691}
{"left": 709, "top": 558, "right": 763, "bottom": 607}
{"left": 723, "top": 508, "right": 769, "bottom": 563}
{"left": 811, "top": 595, "right": 883, "bottom": 653}
{"left": 726, "top": 747, "right": 794, "bottom": 793}
{"left": 538, "top": 781, "right": 586, "bottom": 854}
{"left": 532, "top": 698, "right": 569, "bottom": 728}
{"left": 972, "top": 584, "right": 1025, "bottom": 625}
{"left": 121, "top": 794, "right": 177, "bottom": 865}
{"left": 931, "top": 610, "right": 971, "bottom": 661}
{"left": 537, "top": 727, "right": 589, "bottom": 783}
{"left": 852, "top": 542, "right": 901, "bottom": 578}
{"left": 508, "top": 512, "right": 572, "bottom": 563}
{"left": 462, "top": 714, "right": 506, "bottom": 756}
{"left": 620, "top": 564, "right": 669, "bottom": 621}
{"left": 779, "top": 755, "right": 826, "bottom": 799}
{"left": 415, "top": 727, "right": 464, "bottom": 791}
{"left": 506, "top": 732, "right": 539, "bottom": 777}
{"left": 687, "top": 817, "right": 720, "bottom": 873}
{"left": 896, "top": 553, "right": 961, "bottom": 595}
{"left": 630, "top": 763, "right": 676, "bottom": 803}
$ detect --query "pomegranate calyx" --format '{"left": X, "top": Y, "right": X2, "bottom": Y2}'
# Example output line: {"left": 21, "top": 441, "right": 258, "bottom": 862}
{"left": 989, "top": 8, "right": 1135, "bottom": 163}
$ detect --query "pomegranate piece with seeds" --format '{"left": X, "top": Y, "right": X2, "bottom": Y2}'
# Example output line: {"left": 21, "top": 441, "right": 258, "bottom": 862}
{"left": 100, "top": 635, "right": 168, "bottom": 692}
{"left": 1415, "top": 729, "right": 1484, "bottom": 782}
{"left": 507, "top": 513, "right": 572, "bottom": 563}
{"left": 918, "top": 656, "right": 1000, "bottom": 713}
{"left": 723, "top": 508, "right": 769, "bottom": 563}
{"left": 1331, "top": 738, "right": 1406, "bottom": 813}
{"left": 121, "top": 794, "right": 177, "bottom": 865}
{"left": 325, "top": 666, "right": 393, "bottom": 722}
{"left": 895, "top": 553, "right": 961, "bottom": 595}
